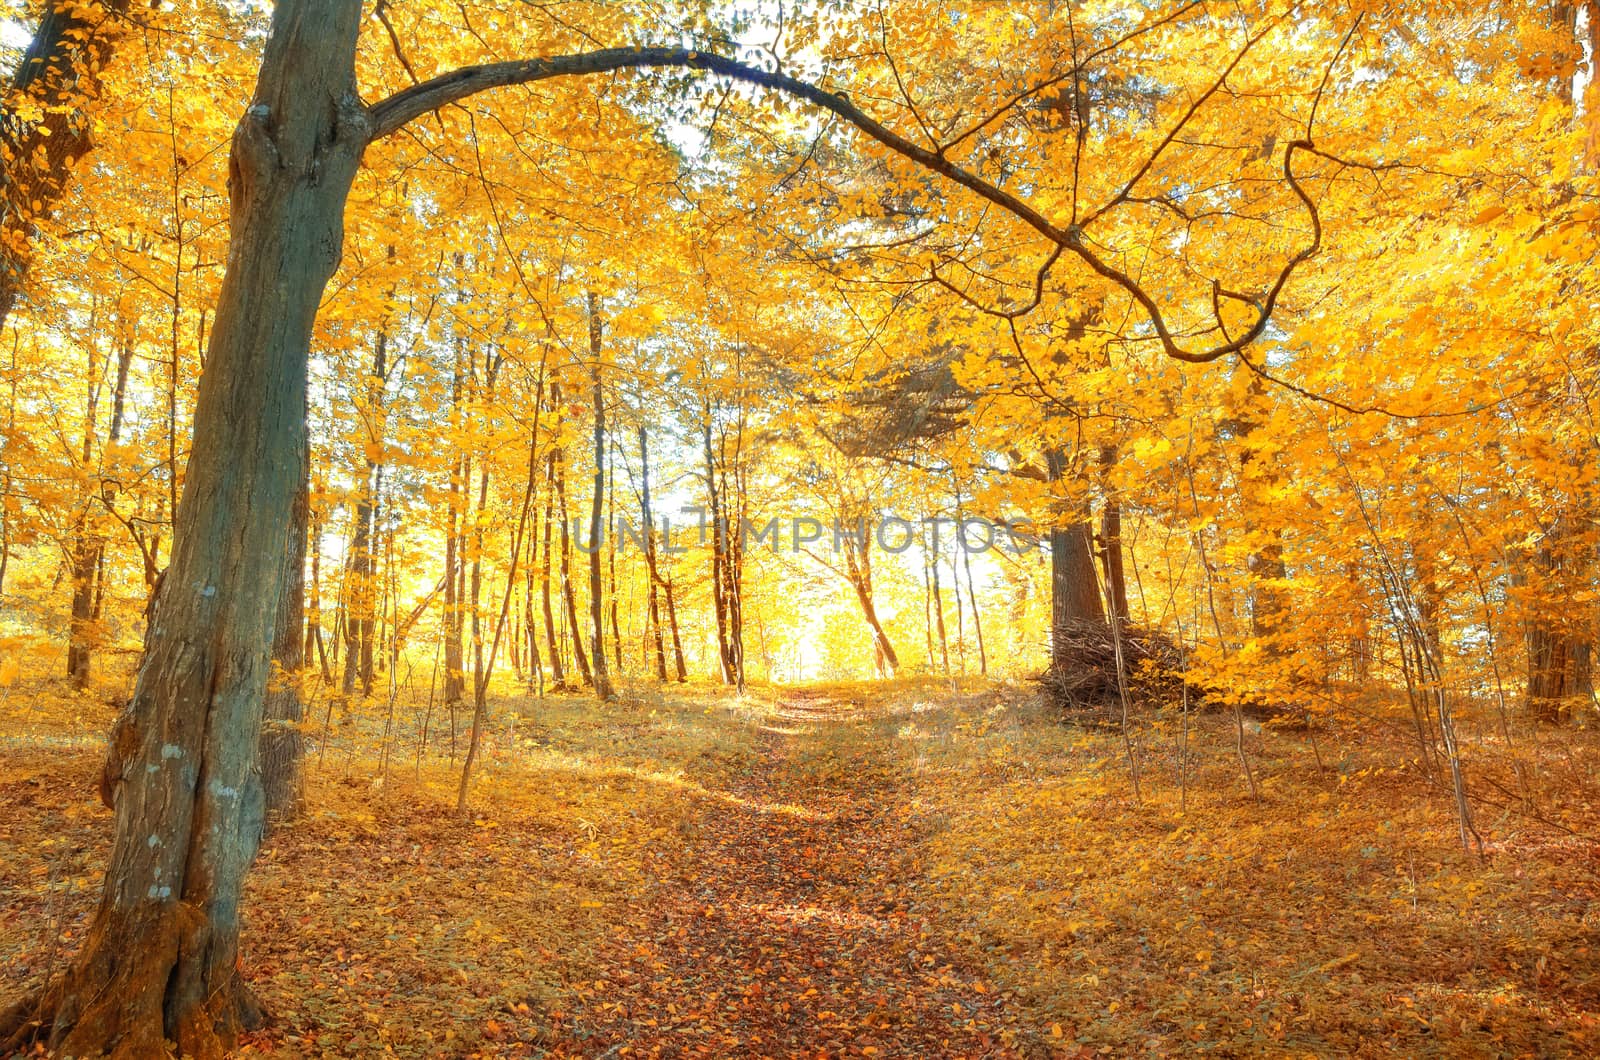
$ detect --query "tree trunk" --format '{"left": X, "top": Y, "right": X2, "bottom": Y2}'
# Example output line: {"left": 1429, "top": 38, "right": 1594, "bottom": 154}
{"left": 66, "top": 336, "right": 104, "bottom": 687}
{"left": 608, "top": 442, "right": 623, "bottom": 673}
{"left": 14, "top": 6, "right": 370, "bottom": 1054}
{"left": 554, "top": 424, "right": 592, "bottom": 687}
{"left": 259, "top": 465, "right": 308, "bottom": 819}
{"left": 524, "top": 499, "right": 545, "bottom": 695}
{"left": 1232, "top": 367, "right": 1290, "bottom": 646}
{"left": 953, "top": 481, "right": 989, "bottom": 674}
{"left": 304, "top": 500, "right": 330, "bottom": 681}
{"left": 66, "top": 527, "right": 100, "bottom": 687}
{"left": 704, "top": 415, "right": 735, "bottom": 683}
{"left": 639, "top": 426, "right": 669, "bottom": 681}
{"left": 663, "top": 571, "right": 689, "bottom": 682}
{"left": 928, "top": 537, "right": 950, "bottom": 676}
{"left": 466, "top": 356, "right": 500, "bottom": 730}
{"left": 1045, "top": 449, "right": 1108, "bottom": 674}
{"left": 540, "top": 452, "right": 565, "bottom": 688}
{"left": 842, "top": 519, "right": 898, "bottom": 676}
{"left": 1097, "top": 446, "right": 1129, "bottom": 624}
{"left": 442, "top": 339, "right": 467, "bottom": 706}
{"left": 586, "top": 294, "right": 615, "bottom": 700}
{"left": 341, "top": 330, "right": 387, "bottom": 698}
{"left": 722, "top": 432, "right": 748, "bottom": 692}
{"left": 1526, "top": 533, "right": 1582, "bottom": 724}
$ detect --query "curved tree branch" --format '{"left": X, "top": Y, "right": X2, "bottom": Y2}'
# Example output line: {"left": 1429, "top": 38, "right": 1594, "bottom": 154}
{"left": 366, "top": 40, "right": 1330, "bottom": 365}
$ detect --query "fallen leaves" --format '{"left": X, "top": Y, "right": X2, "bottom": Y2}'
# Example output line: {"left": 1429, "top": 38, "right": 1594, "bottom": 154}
{"left": 3, "top": 679, "right": 1598, "bottom": 1057}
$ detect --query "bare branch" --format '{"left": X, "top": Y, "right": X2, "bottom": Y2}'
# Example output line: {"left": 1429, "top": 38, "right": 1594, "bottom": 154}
{"left": 366, "top": 42, "right": 1329, "bottom": 366}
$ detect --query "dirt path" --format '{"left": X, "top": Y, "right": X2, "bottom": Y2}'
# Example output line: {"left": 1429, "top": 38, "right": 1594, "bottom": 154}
{"left": 547, "top": 692, "right": 1033, "bottom": 1059}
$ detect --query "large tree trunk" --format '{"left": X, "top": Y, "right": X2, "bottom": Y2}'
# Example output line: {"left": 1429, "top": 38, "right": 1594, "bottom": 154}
{"left": 1045, "top": 449, "right": 1107, "bottom": 675}
{"left": 7, "top": 6, "right": 370, "bottom": 1054}
{"left": 1525, "top": 525, "right": 1588, "bottom": 724}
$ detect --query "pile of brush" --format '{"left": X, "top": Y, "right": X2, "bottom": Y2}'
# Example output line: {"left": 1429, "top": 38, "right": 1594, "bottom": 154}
{"left": 1038, "top": 617, "right": 1184, "bottom": 716}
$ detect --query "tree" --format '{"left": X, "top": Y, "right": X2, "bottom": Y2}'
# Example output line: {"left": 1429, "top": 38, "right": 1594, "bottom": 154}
{"left": 3, "top": 6, "right": 370, "bottom": 1052}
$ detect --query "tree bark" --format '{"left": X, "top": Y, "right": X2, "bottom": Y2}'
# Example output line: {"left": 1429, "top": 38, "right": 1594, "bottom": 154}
{"left": 259, "top": 465, "right": 307, "bottom": 819}
{"left": 1045, "top": 449, "right": 1107, "bottom": 674}
{"left": 586, "top": 293, "right": 615, "bottom": 700}
{"left": 928, "top": 534, "right": 950, "bottom": 676}
{"left": 1525, "top": 522, "right": 1586, "bottom": 724}
{"left": 442, "top": 337, "right": 468, "bottom": 705}
{"left": 953, "top": 481, "right": 989, "bottom": 674}
{"left": 66, "top": 335, "right": 104, "bottom": 686}
{"left": 341, "top": 329, "right": 387, "bottom": 698}
{"left": 540, "top": 451, "right": 565, "bottom": 688}
{"left": 15, "top": 5, "right": 370, "bottom": 1054}
{"left": 553, "top": 408, "right": 592, "bottom": 687}
{"left": 663, "top": 570, "right": 689, "bottom": 682}
{"left": 1097, "top": 446, "right": 1129, "bottom": 624}
{"left": 841, "top": 515, "right": 898, "bottom": 676}
{"left": 639, "top": 426, "right": 669, "bottom": 681}
{"left": 304, "top": 497, "right": 330, "bottom": 681}
{"left": 704, "top": 416, "right": 734, "bottom": 683}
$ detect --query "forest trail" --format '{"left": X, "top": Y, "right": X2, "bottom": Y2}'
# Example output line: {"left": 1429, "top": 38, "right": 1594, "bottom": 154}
{"left": 549, "top": 690, "right": 1031, "bottom": 1059}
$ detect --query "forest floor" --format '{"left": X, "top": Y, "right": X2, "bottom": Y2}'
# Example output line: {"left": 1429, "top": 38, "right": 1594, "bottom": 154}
{"left": 1, "top": 674, "right": 1598, "bottom": 1057}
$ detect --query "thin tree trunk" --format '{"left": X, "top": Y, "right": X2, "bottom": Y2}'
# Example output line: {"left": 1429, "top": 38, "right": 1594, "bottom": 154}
{"left": 304, "top": 501, "right": 331, "bottom": 681}
{"left": 703, "top": 412, "right": 736, "bottom": 683}
{"left": 554, "top": 418, "right": 592, "bottom": 687}
{"left": 1098, "top": 445, "right": 1129, "bottom": 624}
{"left": 842, "top": 518, "right": 898, "bottom": 675}
{"left": 342, "top": 329, "right": 387, "bottom": 697}
{"left": 639, "top": 426, "right": 670, "bottom": 681}
{"left": 608, "top": 438, "right": 622, "bottom": 673}
{"left": 928, "top": 532, "right": 950, "bottom": 676}
{"left": 442, "top": 337, "right": 467, "bottom": 706}
{"left": 67, "top": 334, "right": 103, "bottom": 686}
{"left": 458, "top": 354, "right": 545, "bottom": 808}
{"left": 260, "top": 468, "right": 307, "bottom": 818}
{"left": 663, "top": 570, "right": 688, "bottom": 682}
{"left": 540, "top": 452, "right": 564, "bottom": 688}
{"left": 586, "top": 293, "right": 615, "bottom": 701}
